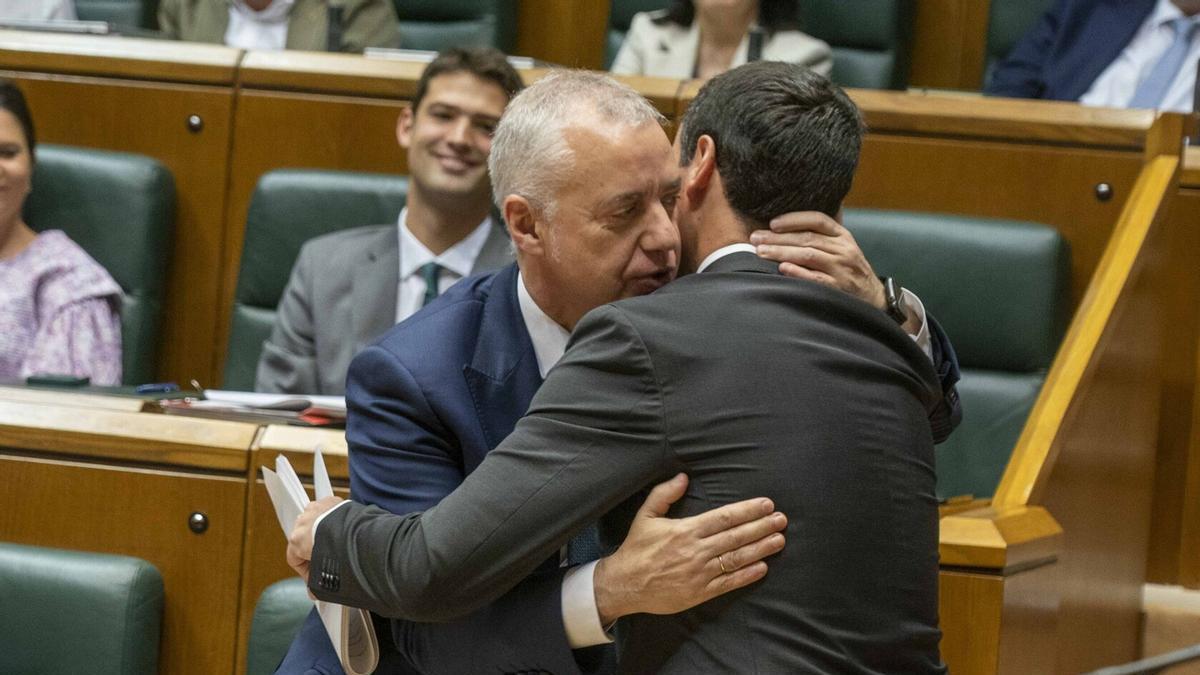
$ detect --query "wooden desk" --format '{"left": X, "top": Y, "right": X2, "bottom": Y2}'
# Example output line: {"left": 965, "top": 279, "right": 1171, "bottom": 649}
{"left": 235, "top": 426, "right": 349, "bottom": 675}
{"left": 0, "top": 398, "right": 258, "bottom": 675}
{"left": 0, "top": 31, "right": 240, "bottom": 387}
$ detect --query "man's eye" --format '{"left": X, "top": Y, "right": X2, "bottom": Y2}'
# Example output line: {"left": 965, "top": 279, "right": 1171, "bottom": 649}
{"left": 475, "top": 122, "right": 497, "bottom": 136}
{"left": 660, "top": 194, "right": 679, "bottom": 211}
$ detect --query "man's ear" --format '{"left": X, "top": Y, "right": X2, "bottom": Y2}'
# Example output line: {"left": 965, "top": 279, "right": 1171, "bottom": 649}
{"left": 396, "top": 104, "right": 415, "bottom": 149}
{"left": 684, "top": 135, "right": 717, "bottom": 204}
{"left": 504, "top": 195, "right": 545, "bottom": 257}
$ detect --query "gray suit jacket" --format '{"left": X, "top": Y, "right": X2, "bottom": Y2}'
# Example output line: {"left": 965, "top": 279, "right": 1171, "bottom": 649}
{"left": 311, "top": 252, "right": 947, "bottom": 673}
{"left": 255, "top": 222, "right": 511, "bottom": 395}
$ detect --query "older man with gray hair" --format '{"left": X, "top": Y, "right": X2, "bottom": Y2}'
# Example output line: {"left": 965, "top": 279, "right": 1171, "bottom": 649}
{"left": 290, "top": 67, "right": 958, "bottom": 674}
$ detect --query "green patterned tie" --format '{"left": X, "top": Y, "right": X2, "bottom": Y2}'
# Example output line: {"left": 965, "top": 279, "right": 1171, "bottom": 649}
{"left": 420, "top": 262, "right": 442, "bottom": 307}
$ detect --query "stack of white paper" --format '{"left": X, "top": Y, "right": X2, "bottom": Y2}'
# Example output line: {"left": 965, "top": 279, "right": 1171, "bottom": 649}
{"left": 262, "top": 449, "right": 379, "bottom": 675}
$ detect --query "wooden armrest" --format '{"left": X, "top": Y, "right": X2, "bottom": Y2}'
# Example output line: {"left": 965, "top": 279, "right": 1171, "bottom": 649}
{"left": 940, "top": 505, "right": 1062, "bottom": 570}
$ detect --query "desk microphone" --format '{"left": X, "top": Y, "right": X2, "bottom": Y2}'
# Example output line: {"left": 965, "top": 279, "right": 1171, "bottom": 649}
{"left": 748, "top": 24, "right": 764, "bottom": 63}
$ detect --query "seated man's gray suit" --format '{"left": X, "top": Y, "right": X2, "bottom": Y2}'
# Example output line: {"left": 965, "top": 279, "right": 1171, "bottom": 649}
{"left": 311, "top": 252, "right": 947, "bottom": 674}
{"left": 255, "top": 222, "right": 511, "bottom": 395}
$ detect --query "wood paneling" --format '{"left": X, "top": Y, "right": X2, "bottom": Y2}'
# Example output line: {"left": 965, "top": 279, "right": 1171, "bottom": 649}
{"left": 0, "top": 452, "right": 251, "bottom": 675}
{"left": 0, "top": 30, "right": 239, "bottom": 84}
{"left": 909, "top": 0, "right": 992, "bottom": 91}
{"left": 0, "top": 71, "right": 236, "bottom": 386}
{"left": 0, "top": 385, "right": 146, "bottom": 412}
{"left": 516, "top": 0, "right": 611, "bottom": 70}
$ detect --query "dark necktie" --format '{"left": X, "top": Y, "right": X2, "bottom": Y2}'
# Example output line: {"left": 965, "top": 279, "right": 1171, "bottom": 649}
{"left": 420, "top": 262, "right": 442, "bottom": 307}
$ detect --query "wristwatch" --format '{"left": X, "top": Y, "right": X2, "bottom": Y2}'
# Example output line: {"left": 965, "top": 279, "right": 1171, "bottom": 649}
{"left": 882, "top": 277, "right": 908, "bottom": 325}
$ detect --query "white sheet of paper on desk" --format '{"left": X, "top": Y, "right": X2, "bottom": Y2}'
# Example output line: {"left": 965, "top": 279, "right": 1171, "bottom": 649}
{"left": 203, "top": 389, "right": 347, "bottom": 412}
{"left": 260, "top": 452, "right": 379, "bottom": 675}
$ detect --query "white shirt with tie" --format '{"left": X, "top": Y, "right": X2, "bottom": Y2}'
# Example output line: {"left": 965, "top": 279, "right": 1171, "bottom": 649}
{"left": 395, "top": 208, "right": 495, "bottom": 323}
{"left": 1080, "top": 0, "right": 1200, "bottom": 112}
{"left": 224, "top": 0, "right": 294, "bottom": 50}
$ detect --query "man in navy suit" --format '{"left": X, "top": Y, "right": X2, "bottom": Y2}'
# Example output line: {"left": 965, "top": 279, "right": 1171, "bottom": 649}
{"left": 282, "top": 75, "right": 962, "bottom": 674}
{"left": 987, "top": 0, "right": 1200, "bottom": 111}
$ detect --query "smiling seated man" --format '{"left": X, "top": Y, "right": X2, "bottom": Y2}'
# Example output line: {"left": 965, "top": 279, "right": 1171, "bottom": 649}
{"left": 290, "top": 66, "right": 957, "bottom": 674}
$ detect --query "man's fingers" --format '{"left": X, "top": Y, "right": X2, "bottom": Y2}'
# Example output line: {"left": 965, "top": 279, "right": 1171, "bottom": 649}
{"left": 703, "top": 512, "right": 787, "bottom": 558}
{"left": 768, "top": 211, "right": 841, "bottom": 236}
{"left": 705, "top": 560, "right": 769, "bottom": 598}
{"left": 759, "top": 246, "right": 839, "bottom": 274}
{"left": 636, "top": 473, "right": 689, "bottom": 519}
{"left": 778, "top": 262, "right": 837, "bottom": 287}
{"left": 750, "top": 230, "right": 843, "bottom": 255}
{"left": 708, "top": 532, "right": 786, "bottom": 576}
{"left": 690, "top": 497, "right": 775, "bottom": 538}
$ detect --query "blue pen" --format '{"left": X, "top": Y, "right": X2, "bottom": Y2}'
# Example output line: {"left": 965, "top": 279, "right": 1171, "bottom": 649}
{"left": 135, "top": 382, "right": 180, "bottom": 394}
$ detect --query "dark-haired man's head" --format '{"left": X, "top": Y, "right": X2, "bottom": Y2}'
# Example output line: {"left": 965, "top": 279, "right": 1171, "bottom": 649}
{"left": 672, "top": 61, "right": 863, "bottom": 272}
{"left": 398, "top": 48, "right": 525, "bottom": 248}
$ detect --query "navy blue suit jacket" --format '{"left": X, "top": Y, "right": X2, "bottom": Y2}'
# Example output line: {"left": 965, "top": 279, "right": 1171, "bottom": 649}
{"left": 986, "top": 0, "right": 1157, "bottom": 101}
{"left": 277, "top": 263, "right": 586, "bottom": 675}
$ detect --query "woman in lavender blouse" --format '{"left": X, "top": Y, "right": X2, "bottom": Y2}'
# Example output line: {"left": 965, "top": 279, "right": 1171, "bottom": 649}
{"left": 0, "top": 81, "right": 122, "bottom": 385}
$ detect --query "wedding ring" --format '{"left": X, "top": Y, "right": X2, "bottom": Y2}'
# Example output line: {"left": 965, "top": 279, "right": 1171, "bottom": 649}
{"left": 718, "top": 553, "right": 730, "bottom": 575}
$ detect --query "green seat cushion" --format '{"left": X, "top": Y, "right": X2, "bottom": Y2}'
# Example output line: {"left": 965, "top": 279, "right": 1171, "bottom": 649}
{"left": 935, "top": 368, "right": 1045, "bottom": 499}
{"left": 25, "top": 144, "right": 176, "bottom": 384}
{"left": 844, "top": 208, "right": 1070, "bottom": 372}
{"left": 0, "top": 543, "right": 163, "bottom": 675}
{"left": 394, "top": 0, "right": 517, "bottom": 52}
{"left": 798, "top": 0, "right": 915, "bottom": 89}
{"left": 74, "top": 0, "right": 154, "bottom": 28}
{"left": 224, "top": 169, "right": 408, "bottom": 390}
{"left": 246, "top": 578, "right": 313, "bottom": 675}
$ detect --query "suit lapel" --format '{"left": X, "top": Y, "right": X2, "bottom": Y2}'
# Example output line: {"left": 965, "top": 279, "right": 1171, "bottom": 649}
{"left": 285, "top": 0, "right": 326, "bottom": 51}
{"left": 462, "top": 264, "right": 543, "bottom": 451}
{"left": 1057, "top": 0, "right": 1158, "bottom": 100}
{"left": 471, "top": 220, "right": 514, "bottom": 275}
{"left": 351, "top": 226, "right": 400, "bottom": 353}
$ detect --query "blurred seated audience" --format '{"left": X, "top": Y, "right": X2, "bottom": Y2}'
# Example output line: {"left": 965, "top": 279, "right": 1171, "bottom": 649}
{"left": 987, "top": 0, "right": 1200, "bottom": 112}
{"left": 158, "top": 0, "right": 400, "bottom": 53}
{"left": 610, "top": 0, "right": 830, "bottom": 81}
{"left": 0, "top": 81, "right": 122, "bottom": 385}
{"left": 0, "top": 0, "right": 76, "bottom": 21}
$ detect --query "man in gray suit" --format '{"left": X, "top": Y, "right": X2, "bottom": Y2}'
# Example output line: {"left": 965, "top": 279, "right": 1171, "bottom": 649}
{"left": 291, "top": 65, "right": 947, "bottom": 673}
{"left": 255, "top": 47, "right": 519, "bottom": 395}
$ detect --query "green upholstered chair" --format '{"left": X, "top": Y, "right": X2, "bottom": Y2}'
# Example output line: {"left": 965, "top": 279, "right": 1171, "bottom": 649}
{"left": 0, "top": 542, "right": 163, "bottom": 675}
{"left": 798, "top": 0, "right": 916, "bottom": 90}
{"left": 393, "top": 0, "right": 517, "bottom": 52}
{"left": 223, "top": 169, "right": 409, "bottom": 390}
{"left": 24, "top": 144, "right": 176, "bottom": 385}
{"left": 74, "top": 0, "right": 157, "bottom": 29}
{"left": 983, "top": 0, "right": 1055, "bottom": 88}
{"left": 605, "top": 0, "right": 669, "bottom": 69}
{"left": 842, "top": 209, "right": 1071, "bottom": 500}
{"left": 246, "top": 578, "right": 313, "bottom": 675}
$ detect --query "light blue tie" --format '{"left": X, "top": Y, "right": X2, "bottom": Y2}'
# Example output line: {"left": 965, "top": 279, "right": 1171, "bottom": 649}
{"left": 1129, "top": 17, "right": 1199, "bottom": 109}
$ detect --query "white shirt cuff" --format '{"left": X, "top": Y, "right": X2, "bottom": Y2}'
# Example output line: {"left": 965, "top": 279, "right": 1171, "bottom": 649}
{"left": 310, "top": 499, "right": 351, "bottom": 549}
{"left": 561, "top": 561, "right": 614, "bottom": 648}
{"left": 901, "top": 288, "right": 933, "bottom": 364}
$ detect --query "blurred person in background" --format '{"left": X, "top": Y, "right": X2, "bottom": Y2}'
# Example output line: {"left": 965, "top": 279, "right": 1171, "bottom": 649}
{"left": 610, "top": 0, "right": 830, "bottom": 81}
{"left": 0, "top": 81, "right": 122, "bottom": 385}
{"left": 988, "top": 0, "right": 1200, "bottom": 112}
{"left": 0, "top": 0, "right": 76, "bottom": 21}
{"left": 158, "top": 0, "right": 399, "bottom": 52}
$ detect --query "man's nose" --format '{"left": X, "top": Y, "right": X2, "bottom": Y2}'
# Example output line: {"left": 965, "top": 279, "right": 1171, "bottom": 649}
{"left": 642, "top": 204, "right": 680, "bottom": 262}
{"left": 446, "top": 117, "right": 471, "bottom": 148}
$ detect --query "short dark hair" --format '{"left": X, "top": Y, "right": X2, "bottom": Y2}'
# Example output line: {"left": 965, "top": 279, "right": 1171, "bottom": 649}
{"left": 0, "top": 80, "right": 37, "bottom": 160}
{"left": 411, "top": 47, "right": 524, "bottom": 113}
{"left": 678, "top": 61, "right": 863, "bottom": 225}
{"left": 654, "top": 0, "right": 803, "bottom": 35}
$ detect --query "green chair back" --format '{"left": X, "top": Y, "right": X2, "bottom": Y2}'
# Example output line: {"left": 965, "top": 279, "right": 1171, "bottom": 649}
{"left": 223, "top": 169, "right": 409, "bottom": 390}
{"left": 605, "top": 0, "right": 669, "bottom": 69}
{"left": 74, "top": 0, "right": 157, "bottom": 29}
{"left": 246, "top": 578, "right": 313, "bottom": 675}
{"left": 24, "top": 144, "right": 176, "bottom": 385}
{"left": 0, "top": 542, "right": 163, "bottom": 675}
{"left": 798, "top": 0, "right": 916, "bottom": 89}
{"left": 393, "top": 0, "right": 517, "bottom": 52}
{"left": 843, "top": 209, "right": 1071, "bottom": 499}
{"left": 983, "top": 0, "right": 1055, "bottom": 87}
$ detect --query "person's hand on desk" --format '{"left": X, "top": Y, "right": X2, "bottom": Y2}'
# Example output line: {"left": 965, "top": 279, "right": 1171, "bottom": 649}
{"left": 287, "top": 495, "right": 346, "bottom": 584}
{"left": 593, "top": 473, "right": 787, "bottom": 626}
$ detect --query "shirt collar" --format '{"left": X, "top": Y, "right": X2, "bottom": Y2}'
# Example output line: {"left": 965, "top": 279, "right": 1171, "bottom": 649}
{"left": 1152, "top": 0, "right": 1199, "bottom": 27}
{"left": 696, "top": 242, "right": 758, "bottom": 273}
{"left": 231, "top": 0, "right": 294, "bottom": 22}
{"left": 397, "top": 207, "right": 494, "bottom": 281}
{"left": 516, "top": 271, "right": 570, "bottom": 379}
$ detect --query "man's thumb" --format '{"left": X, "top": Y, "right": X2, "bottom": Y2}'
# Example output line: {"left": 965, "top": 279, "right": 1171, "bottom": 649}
{"left": 637, "top": 473, "right": 688, "bottom": 519}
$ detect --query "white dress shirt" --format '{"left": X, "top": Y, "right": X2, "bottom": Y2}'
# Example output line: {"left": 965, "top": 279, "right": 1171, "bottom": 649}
{"left": 395, "top": 208, "right": 494, "bottom": 323}
{"left": 699, "top": 243, "right": 933, "bottom": 361}
{"left": 0, "top": 0, "right": 75, "bottom": 20}
{"left": 1080, "top": 0, "right": 1200, "bottom": 112}
{"left": 224, "top": 0, "right": 293, "bottom": 51}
